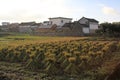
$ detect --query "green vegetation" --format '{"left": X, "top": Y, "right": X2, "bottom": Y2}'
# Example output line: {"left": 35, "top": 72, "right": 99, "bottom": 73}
{"left": 97, "top": 22, "right": 120, "bottom": 37}
{"left": 0, "top": 33, "right": 85, "bottom": 49}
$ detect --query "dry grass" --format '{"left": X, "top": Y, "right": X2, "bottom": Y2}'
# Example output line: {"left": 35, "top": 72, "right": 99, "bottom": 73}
{"left": 0, "top": 35, "right": 88, "bottom": 49}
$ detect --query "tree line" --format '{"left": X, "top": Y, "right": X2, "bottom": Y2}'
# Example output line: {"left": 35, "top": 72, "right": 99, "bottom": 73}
{"left": 96, "top": 22, "right": 120, "bottom": 37}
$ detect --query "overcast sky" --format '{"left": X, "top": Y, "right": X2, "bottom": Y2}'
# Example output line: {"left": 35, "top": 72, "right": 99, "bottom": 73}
{"left": 0, "top": 0, "right": 120, "bottom": 23}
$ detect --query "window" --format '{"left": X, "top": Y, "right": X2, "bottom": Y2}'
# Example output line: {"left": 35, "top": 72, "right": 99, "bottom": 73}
{"left": 61, "top": 20, "right": 63, "bottom": 23}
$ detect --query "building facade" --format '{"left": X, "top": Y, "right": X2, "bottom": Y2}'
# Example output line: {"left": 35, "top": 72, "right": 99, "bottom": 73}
{"left": 79, "top": 17, "right": 99, "bottom": 34}
{"left": 49, "top": 17, "right": 72, "bottom": 28}
{"left": 2, "top": 22, "right": 10, "bottom": 26}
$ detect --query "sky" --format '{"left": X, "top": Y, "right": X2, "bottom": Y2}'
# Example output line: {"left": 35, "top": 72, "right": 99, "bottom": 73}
{"left": 0, "top": 0, "right": 120, "bottom": 23}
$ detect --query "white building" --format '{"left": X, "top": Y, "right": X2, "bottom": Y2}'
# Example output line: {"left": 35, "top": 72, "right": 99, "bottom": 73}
{"left": 2, "top": 22, "right": 10, "bottom": 26}
{"left": 49, "top": 17, "right": 72, "bottom": 28}
{"left": 79, "top": 17, "right": 99, "bottom": 34}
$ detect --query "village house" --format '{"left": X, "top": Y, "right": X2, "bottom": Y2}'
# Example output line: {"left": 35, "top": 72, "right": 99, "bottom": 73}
{"left": 36, "top": 24, "right": 52, "bottom": 32}
{"left": 36, "top": 17, "right": 72, "bottom": 32}
{"left": 0, "top": 17, "right": 99, "bottom": 36}
{"left": 0, "top": 22, "right": 10, "bottom": 32}
{"left": 32, "top": 17, "right": 99, "bottom": 36}
{"left": 19, "top": 22, "right": 38, "bottom": 33}
{"left": 8, "top": 23, "right": 19, "bottom": 32}
{"left": 0, "top": 25, "right": 9, "bottom": 32}
{"left": 61, "top": 17, "right": 99, "bottom": 36}
{"left": 2, "top": 22, "right": 10, "bottom": 26}
{"left": 49, "top": 17, "right": 72, "bottom": 28}
{"left": 79, "top": 17, "right": 99, "bottom": 34}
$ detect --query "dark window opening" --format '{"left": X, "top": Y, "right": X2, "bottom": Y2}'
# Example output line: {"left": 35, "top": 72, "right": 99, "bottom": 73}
{"left": 61, "top": 20, "right": 63, "bottom": 23}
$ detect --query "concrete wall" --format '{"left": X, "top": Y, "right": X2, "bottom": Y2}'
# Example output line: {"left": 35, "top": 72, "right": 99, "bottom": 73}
{"left": 89, "top": 22, "right": 98, "bottom": 30}
{"left": 33, "top": 22, "right": 84, "bottom": 36}
{"left": 49, "top": 18, "right": 72, "bottom": 28}
{"left": 89, "top": 22, "right": 98, "bottom": 33}
{"left": 83, "top": 27, "right": 90, "bottom": 33}
{"left": 19, "top": 27, "right": 32, "bottom": 33}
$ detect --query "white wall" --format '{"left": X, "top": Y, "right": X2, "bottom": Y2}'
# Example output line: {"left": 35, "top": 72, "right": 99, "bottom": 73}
{"left": 89, "top": 22, "right": 98, "bottom": 30}
{"left": 83, "top": 27, "right": 89, "bottom": 33}
{"left": 49, "top": 18, "right": 72, "bottom": 28}
{"left": 2, "top": 22, "right": 10, "bottom": 26}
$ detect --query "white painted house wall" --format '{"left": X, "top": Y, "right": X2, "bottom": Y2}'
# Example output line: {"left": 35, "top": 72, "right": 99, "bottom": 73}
{"left": 89, "top": 22, "right": 98, "bottom": 30}
{"left": 49, "top": 18, "right": 72, "bottom": 28}
{"left": 2, "top": 22, "right": 10, "bottom": 26}
{"left": 79, "top": 17, "right": 99, "bottom": 34}
{"left": 83, "top": 27, "right": 89, "bottom": 33}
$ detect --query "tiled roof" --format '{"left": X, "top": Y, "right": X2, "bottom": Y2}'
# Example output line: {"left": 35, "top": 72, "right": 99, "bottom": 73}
{"left": 31, "top": 23, "right": 42, "bottom": 26}
{"left": 80, "top": 17, "right": 98, "bottom": 23}
{"left": 19, "top": 22, "right": 36, "bottom": 26}
{"left": 86, "top": 18, "right": 98, "bottom": 22}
